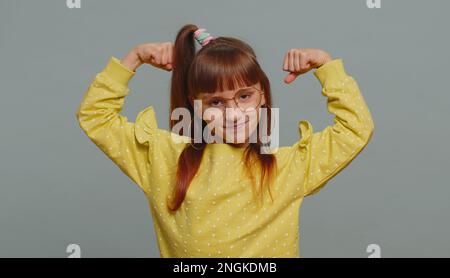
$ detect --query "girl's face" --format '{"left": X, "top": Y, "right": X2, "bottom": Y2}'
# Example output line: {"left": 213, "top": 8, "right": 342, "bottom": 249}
{"left": 196, "top": 83, "right": 266, "bottom": 146}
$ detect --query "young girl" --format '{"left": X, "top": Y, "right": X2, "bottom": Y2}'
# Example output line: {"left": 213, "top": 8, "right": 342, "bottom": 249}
{"left": 76, "top": 24, "right": 374, "bottom": 258}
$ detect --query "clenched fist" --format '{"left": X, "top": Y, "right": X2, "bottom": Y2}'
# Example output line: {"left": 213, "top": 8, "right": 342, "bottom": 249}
{"left": 282, "top": 48, "right": 332, "bottom": 84}
{"left": 121, "top": 42, "right": 174, "bottom": 72}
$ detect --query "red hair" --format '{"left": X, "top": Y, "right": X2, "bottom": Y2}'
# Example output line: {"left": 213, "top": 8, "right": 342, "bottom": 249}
{"left": 167, "top": 24, "right": 277, "bottom": 211}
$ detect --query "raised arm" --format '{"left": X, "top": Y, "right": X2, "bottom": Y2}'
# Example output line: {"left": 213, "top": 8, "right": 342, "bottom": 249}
{"left": 76, "top": 43, "right": 175, "bottom": 194}
{"left": 298, "top": 59, "right": 374, "bottom": 196}
{"left": 282, "top": 48, "right": 374, "bottom": 197}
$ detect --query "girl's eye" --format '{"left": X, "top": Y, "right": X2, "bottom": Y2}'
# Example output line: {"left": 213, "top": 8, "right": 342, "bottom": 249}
{"left": 209, "top": 99, "right": 223, "bottom": 107}
{"left": 239, "top": 94, "right": 250, "bottom": 101}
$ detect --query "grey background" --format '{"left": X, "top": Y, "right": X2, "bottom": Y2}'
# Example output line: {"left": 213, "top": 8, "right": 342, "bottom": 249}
{"left": 0, "top": 0, "right": 448, "bottom": 258}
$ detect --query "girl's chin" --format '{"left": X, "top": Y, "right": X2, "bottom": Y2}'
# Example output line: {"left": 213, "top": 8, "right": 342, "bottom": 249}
{"left": 215, "top": 131, "right": 255, "bottom": 144}
{"left": 228, "top": 142, "right": 248, "bottom": 148}
{"left": 216, "top": 137, "right": 248, "bottom": 144}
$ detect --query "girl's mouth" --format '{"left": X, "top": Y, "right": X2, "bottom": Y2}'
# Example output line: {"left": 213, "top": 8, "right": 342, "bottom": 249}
{"left": 224, "top": 120, "right": 249, "bottom": 129}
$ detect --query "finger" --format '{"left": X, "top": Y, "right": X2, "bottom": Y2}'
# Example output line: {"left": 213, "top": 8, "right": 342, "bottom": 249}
{"left": 288, "top": 50, "right": 295, "bottom": 72}
{"left": 168, "top": 44, "right": 174, "bottom": 64}
{"left": 299, "top": 53, "right": 309, "bottom": 70}
{"left": 284, "top": 72, "right": 299, "bottom": 84}
{"left": 294, "top": 51, "right": 301, "bottom": 72}
{"left": 165, "top": 44, "right": 173, "bottom": 70}
{"left": 161, "top": 47, "right": 168, "bottom": 65}
{"left": 283, "top": 53, "right": 289, "bottom": 71}
{"left": 153, "top": 48, "right": 162, "bottom": 64}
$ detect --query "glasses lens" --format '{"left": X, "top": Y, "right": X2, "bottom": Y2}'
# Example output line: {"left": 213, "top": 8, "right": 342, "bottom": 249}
{"left": 236, "top": 88, "right": 261, "bottom": 110}
{"left": 201, "top": 88, "right": 262, "bottom": 112}
{"left": 202, "top": 97, "right": 224, "bottom": 110}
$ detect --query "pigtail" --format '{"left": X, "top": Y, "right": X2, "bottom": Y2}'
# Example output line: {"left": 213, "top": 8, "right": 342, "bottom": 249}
{"left": 170, "top": 24, "right": 198, "bottom": 128}
{"left": 168, "top": 24, "right": 205, "bottom": 212}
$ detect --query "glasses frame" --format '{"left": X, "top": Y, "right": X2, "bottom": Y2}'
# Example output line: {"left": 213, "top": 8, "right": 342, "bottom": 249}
{"left": 200, "top": 86, "right": 265, "bottom": 113}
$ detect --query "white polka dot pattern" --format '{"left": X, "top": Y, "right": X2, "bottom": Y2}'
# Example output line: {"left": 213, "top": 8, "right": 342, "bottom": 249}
{"left": 76, "top": 57, "right": 374, "bottom": 258}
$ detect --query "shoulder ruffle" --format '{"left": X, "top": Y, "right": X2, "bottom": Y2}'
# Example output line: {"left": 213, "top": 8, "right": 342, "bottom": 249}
{"left": 297, "top": 119, "right": 313, "bottom": 149}
{"left": 135, "top": 106, "right": 158, "bottom": 146}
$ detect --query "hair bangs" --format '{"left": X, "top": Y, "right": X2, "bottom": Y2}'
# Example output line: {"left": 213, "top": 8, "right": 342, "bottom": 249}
{"left": 189, "top": 47, "right": 262, "bottom": 96}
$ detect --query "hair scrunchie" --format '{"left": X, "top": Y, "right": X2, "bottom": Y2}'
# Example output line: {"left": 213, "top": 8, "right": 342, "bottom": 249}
{"left": 194, "top": 28, "right": 214, "bottom": 47}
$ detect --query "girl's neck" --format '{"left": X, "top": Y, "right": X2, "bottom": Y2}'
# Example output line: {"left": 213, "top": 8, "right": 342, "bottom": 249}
{"left": 228, "top": 142, "right": 249, "bottom": 149}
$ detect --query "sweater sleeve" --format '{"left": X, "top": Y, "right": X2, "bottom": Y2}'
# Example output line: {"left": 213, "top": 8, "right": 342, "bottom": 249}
{"left": 76, "top": 56, "right": 158, "bottom": 194}
{"left": 292, "top": 59, "right": 375, "bottom": 197}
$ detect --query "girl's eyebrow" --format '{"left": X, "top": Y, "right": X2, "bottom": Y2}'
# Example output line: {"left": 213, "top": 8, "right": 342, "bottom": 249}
{"left": 201, "top": 87, "right": 254, "bottom": 99}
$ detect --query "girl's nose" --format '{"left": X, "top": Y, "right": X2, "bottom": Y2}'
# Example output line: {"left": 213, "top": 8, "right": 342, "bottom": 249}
{"left": 224, "top": 106, "right": 245, "bottom": 125}
{"left": 225, "top": 99, "right": 239, "bottom": 109}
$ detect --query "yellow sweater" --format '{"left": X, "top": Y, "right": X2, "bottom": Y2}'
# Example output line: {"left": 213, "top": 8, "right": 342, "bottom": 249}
{"left": 76, "top": 56, "right": 374, "bottom": 258}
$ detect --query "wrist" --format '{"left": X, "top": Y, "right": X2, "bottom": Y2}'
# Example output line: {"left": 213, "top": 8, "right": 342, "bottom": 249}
{"left": 121, "top": 47, "right": 143, "bottom": 72}
{"left": 313, "top": 53, "right": 332, "bottom": 69}
{"left": 322, "top": 54, "right": 332, "bottom": 65}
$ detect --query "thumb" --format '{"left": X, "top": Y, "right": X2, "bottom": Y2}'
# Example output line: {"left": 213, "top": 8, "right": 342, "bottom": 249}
{"left": 159, "top": 63, "right": 172, "bottom": 71}
{"left": 284, "top": 72, "right": 299, "bottom": 84}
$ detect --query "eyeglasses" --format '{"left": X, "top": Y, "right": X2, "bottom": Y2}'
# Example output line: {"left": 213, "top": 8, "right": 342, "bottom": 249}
{"left": 199, "top": 86, "right": 265, "bottom": 113}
